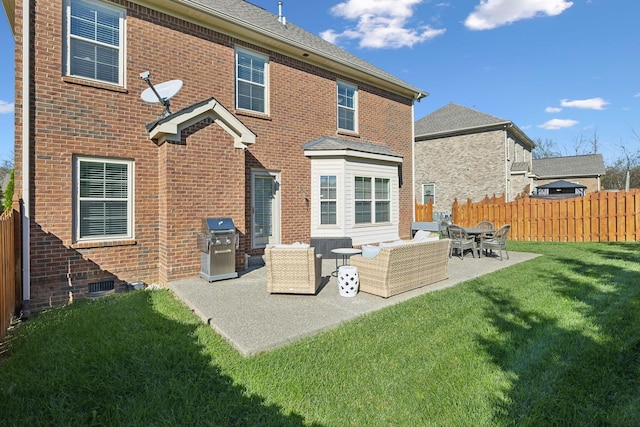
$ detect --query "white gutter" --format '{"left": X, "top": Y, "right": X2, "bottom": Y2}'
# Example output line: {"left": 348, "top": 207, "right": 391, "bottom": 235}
{"left": 21, "top": 0, "right": 31, "bottom": 314}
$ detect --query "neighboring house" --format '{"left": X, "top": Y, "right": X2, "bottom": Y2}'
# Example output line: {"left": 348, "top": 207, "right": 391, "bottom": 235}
{"left": 531, "top": 154, "right": 605, "bottom": 194}
{"left": 414, "top": 103, "right": 535, "bottom": 216}
{"left": 5, "top": 0, "right": 426, "bottom": 311}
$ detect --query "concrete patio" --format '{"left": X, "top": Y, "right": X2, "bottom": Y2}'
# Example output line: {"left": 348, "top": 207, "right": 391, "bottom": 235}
{"left": 168, "top": 251, "right": 540, "bottom": 356}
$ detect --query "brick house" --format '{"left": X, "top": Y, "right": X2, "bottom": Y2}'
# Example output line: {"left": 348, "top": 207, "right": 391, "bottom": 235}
{"left": 414, "top": 103, "right": 535, "bottom": 217}
{"left": 532, "top": 154, "right": 606, "bottom": 194}
{"left": 5, "top": 0, "right": 426, "bottom": 311}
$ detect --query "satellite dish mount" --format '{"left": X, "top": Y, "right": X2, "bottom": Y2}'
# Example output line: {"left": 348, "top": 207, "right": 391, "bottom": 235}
{"left": 140, "top": 71, "right": 183, "bottom": 118}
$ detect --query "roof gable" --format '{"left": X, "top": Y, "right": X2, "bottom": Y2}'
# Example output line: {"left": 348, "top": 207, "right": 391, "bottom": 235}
{"left": 146, "top": 97, "right": 256, "bottom": 147}
{"left": 414, "top": 102, "right": 509, "bottom": 137}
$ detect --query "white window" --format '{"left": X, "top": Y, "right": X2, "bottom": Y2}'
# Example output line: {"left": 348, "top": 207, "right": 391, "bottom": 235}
{"left": 337, "top": 81, "right": 357, "bottom": 132}
{"left": 320, "top": 175, "right": 337, "bottom": 225}
{"left": 422, "top": 183, "right": 435, "bottom": 204}
{"left": 65, "top": 0, "right": 125, "bottom": 85}
{"left": 355, "top": 176, "right": 390, "bottom": 224}
{"left": 75, "top": 156, "right": 133, "bottom": 241}
{"left": 375, "top": 178, "right": 390, "bottom": 222}
{"left": 236, "top": 48, "right": 268, "bottom": 114}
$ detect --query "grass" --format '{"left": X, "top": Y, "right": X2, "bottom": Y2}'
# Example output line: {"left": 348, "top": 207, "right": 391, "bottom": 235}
{"left": 1, "top": 241, "right": 639, "bottom": 426}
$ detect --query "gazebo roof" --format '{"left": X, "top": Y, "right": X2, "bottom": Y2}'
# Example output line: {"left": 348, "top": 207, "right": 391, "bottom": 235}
{"left": 536, "top": 179, "right": 586, "bottom": 189}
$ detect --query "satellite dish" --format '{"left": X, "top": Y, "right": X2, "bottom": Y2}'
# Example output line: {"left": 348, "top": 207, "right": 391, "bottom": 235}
{"left": 139, "top": 71, "right": 183, "bottom": 118}
{"left": 140, "top": 79, "right": 183, "bottom": 103}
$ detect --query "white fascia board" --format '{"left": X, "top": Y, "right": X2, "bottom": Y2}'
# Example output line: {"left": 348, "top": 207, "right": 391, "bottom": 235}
{"left": 303, "top": 149, "right": 402, "bottom": 164}
{"left": 149, "top": 98, "right": 256, "bottom": 147}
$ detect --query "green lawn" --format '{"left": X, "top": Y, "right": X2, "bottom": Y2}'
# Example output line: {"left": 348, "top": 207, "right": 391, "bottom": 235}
{"left": 1, "top": 241, "right": 639, "bottom": 426}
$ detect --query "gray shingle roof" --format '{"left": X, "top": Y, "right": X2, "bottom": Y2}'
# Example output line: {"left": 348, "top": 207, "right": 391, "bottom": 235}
{"left": 414, "top": 102, "right": 509, "bottom": 137}
{"left": 537, "top": 179, "right": 586, "bottom": 189}
{"left": 532, "top": 154, "right": 606, "bottom": 178}
{"left": 189, "top": 0, "right": 426, "bottom": 98}
{"left": 302, "top": 137, "right": 402, "bottom": 159}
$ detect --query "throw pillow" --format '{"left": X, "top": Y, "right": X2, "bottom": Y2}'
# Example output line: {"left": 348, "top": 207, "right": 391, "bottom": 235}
{"left": 362, "top": 244, "right": 381, "bottom": 258}
{"left": 273, "top": 242, "right": 310, "bottom": 248}
{"left": 413, "top": 230, "right": 440, "bottom": 242}
{"left": 379, "top": 240, "right": 405, "bottom": 248}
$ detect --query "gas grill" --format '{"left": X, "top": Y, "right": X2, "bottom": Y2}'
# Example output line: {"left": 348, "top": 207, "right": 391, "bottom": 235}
{"left": 197, "top": 217, "right": 239, "bottom": 282}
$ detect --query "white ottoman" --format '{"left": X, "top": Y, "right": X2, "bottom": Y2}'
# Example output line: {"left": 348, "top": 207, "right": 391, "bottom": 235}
{"left": 338, "top": 265, "right": 359, "bottom": 297}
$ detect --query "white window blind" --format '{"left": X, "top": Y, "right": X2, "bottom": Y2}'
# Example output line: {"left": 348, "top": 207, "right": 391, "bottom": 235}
{"left": 77, "top": 158, "right": 132, "bottom": 240}
{"left": 67, "top": 0, "right": 124, "bottom": 85}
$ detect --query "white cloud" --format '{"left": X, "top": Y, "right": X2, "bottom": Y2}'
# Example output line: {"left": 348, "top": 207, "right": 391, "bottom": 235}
{"left": 560, "top": 97, "right": 609, "bottom": 110}
{"left": 0, "top": 100, "right": 14, "bottom": 114}
{"left": 321, "top": 0, "right": 446, "bottom": 49}
{"left": 634, "top": 92, "right": 640, "bottom": 98}
{"left": 538, "top": 118, "right": 579, "bottom": 130}
{"left": 465, "top": 0, "right": 573, "bottom": 30}
{"left": 545, "top": 106, "right": 562, "bottom": 113}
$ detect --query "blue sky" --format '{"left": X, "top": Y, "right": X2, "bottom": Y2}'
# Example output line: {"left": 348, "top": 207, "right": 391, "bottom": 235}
{"left": 1, "top": 0, "right": 638, "bottom": 165}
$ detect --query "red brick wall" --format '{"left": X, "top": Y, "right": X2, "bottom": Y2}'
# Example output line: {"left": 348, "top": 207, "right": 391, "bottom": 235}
{"left": 15, "top": 0, "right": 415, "bottom": 310}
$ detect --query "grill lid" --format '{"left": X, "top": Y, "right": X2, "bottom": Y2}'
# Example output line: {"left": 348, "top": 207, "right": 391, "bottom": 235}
{"left": 202, "top": 217, "right": 236, "bottom": 233}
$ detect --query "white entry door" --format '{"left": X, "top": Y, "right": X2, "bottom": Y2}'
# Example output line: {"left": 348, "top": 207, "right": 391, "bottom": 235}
{"left": 252, "top": 170, "right": 280, "bottom": 248}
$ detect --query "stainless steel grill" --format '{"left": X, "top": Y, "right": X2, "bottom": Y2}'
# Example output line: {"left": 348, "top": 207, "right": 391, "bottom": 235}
{"left": 197, "top": 217, "right": 238, "bottom": 282}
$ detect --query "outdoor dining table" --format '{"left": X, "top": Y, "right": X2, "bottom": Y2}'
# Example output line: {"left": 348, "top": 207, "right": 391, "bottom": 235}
{"left": 463, "top": 227, "right": 495, "bottom": 257}
{"left": 463, "top": 227, "right": 494, "bottom": 237}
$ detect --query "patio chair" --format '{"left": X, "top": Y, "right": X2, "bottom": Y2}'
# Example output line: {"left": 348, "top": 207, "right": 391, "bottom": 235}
{"left": 265, "top": 245, "right": 323, "bottom": 294}
{"left": 475, "top": 221, "right": 494, "bottom": 230}
{"left": 480, "top": 224, "right": 511, "bottom": 260}
{"left": 473, "top": 220, "right": 495, "bottom": 242}
{"left": 446, "top": 224, "right": 479, "bottom": 259}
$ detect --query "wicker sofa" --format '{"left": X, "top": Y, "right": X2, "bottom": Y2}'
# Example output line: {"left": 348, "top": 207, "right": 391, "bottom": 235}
{"left": 350, "top": 238, "right": 452, "bottom": 298}
{"left": 265, "top": 245, "right": 322, "bottom": 294}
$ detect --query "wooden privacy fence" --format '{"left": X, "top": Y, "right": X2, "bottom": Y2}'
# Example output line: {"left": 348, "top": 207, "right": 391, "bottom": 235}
{"left": 415, "top": 200, "right": 433, "bottom": 222}
{"left": 416, "top": 191, "right": 640, "bottom": 241}
{"left": 449, "top": 191, "right": 640, "bottom": 242}
{"left": 0, "top": 207, "right": 20, "bottom": 339}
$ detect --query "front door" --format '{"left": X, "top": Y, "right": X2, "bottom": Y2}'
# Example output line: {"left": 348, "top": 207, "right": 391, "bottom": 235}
{"left": 252, "top": 170, "right": 280, "bottom": 248}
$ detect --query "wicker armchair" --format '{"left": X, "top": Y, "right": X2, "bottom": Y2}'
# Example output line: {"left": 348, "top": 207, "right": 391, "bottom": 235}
{"left": 447, "top": 224, "right": 479, "bottom": 259}
{"left": 265, "top": 246, "right": 322, "bottom": 294}
{"left": 480, "top": 224, "right": 511, "bottom": 260}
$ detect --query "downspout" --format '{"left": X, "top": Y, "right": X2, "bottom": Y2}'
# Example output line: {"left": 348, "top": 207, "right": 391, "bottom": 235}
{"left": 21, "top": 0, "right": 31, "bottom": 316}
{"left": 504, "top": 125, "right": 509, "bottom": 202}
{"left": 598, "top": 174, "right": 602, "bottom": 192}
{"left": 411, "top": 99, "right": 417, "bottom": 222}
{"left": 411, "top": 92, "right": 425, "bottom": 222}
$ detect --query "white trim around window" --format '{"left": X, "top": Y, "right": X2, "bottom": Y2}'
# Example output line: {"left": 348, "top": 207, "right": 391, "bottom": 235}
{"left": 235, "top": 47, "right": 269, "bottom": 114}
{"left": 320, "top": 175, "right": 337, "bottom": 225}
{"left": 74, "top": 156, "right": 134, "bottom": 242}
{"left": 355, "top": 176, "right": 390, "bottom": 224}
{"left": 422, "top": 183, "right": 435, "bottom": 204}
{"left": 337, "top": 81, "right": 357, "bottom": 132}
{"left": 64, "top": 0, "right": 126, "bottom": 86}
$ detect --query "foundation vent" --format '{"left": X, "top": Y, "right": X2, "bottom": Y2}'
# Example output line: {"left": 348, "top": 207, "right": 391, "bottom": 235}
{"left": 88, "top": 280, "right": 115, "bottom": 297}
